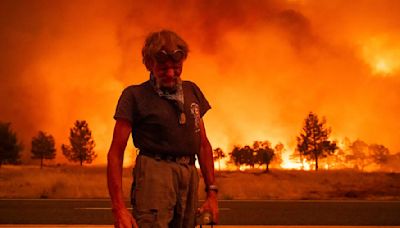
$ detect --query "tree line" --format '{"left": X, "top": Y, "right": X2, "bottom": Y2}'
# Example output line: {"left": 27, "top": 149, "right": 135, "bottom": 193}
{"left": 212, "top": 112, "right": 398, "bottom": 171}
{"left": 0, "top": 120, "right": 97, "bottom": 168}
{"left": 213, "top": 141, "right": 284, "bottom": 172}
{"left": 1, "top": 112, "right": 398, "bottom": 171}
{"left": 210, "top": 112, "right": 335, "bottom": 172}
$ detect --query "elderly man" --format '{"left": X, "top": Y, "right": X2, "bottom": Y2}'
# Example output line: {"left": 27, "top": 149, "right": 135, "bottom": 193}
{"left": 107, "top": 30, "right": 218, "bottom": 228}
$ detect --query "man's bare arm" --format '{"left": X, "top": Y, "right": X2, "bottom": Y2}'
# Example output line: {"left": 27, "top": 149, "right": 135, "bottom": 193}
{"left": 197, "top": 118, "right": 219, "bottom": 223}
{"left": 197, "top": 118, "right": 215, "bottom": 187}
{"left": 107, "top": 119, "right": 137, "bottom": 227}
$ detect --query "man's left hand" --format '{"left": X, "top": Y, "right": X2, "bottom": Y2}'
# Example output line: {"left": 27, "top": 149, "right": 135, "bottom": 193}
{"left": 198, "top": 191, "right": 219, "bottom": 224}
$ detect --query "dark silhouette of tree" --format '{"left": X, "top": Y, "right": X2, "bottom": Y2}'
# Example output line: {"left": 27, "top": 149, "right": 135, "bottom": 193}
{"left": 253, "top": 141, "right": 274, "bottom": 172}
{"left": 230, "top": 145, "right": 254, "bottom": 170}
{"left": 62, "top": 120, "right": 97, "bottom": 166}
{"left": 296, "top": 112, "right": 337, "bottom": 171}
{"left": 230, "top": 146, "right": 243, "bottom": 170}
{"left": 213, "top": 147, "right": 225, "bottom": 171}
{"left": 31, "top": 131, "right": 56, "bottom": 168}
{"left": 0, "top": 122, "right": 23, "bottom": 167}
{"left": 230, "top": 141, "right": 279, "bottom": 172}
{"left": 242, "top": 145, "right": 255, "bottom": 168}
{"left": 261, "top": 148, "right": 275, "bottom": 172}
{"left": 346, "top": 139, "right": 369, "bottom": 170}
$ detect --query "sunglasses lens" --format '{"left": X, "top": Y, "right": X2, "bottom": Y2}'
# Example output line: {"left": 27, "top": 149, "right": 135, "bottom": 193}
{"left": 154, "top": 51, "right": 169, "bottom": 63}
{"left": 171, "top": 50, "right": 185, "bottom": 62}
{"left": 155, "top": 49, "right": 185, "bottom": 64}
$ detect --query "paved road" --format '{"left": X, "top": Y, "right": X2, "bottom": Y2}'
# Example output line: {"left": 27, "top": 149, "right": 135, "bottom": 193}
{"left": 0, "top": 199, "right": 399, "bottom": 225}
{"left": 1, "top": 226, "right": 397, "bottom": 228}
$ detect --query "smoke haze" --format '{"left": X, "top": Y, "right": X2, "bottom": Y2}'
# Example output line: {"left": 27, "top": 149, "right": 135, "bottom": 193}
{"left": 1, "top": 0, "right": 399, "bottom": 165}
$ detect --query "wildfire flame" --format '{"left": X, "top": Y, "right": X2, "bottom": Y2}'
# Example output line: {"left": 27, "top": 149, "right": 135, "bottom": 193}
{"left": 1, "top": 0, "right": 400, "bottom": 168}
{"left": 361, "top": 36, "right": 400, "bottom": 76}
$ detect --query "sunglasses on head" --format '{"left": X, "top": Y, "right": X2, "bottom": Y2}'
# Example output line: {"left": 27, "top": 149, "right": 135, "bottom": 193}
{"left": 154, "top": 49, "right": 185, "bottom": 64}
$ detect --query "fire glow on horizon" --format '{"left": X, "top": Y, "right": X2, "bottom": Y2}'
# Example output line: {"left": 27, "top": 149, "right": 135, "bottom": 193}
{"left": 1, "top": 0, "right": 400, "bottom": 167}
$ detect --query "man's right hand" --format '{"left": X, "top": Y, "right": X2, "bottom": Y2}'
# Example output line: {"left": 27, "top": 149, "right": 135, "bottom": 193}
{"left": 112, "top": 207, "right": 138, "bottom": 228}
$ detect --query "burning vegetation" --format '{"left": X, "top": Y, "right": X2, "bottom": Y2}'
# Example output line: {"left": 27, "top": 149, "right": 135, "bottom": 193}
{"left": 211, "top": 112, "right": 400, "bottom": 172}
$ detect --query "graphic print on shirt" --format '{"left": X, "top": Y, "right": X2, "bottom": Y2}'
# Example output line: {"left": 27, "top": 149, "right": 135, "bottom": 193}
{"left": 190, "top": 103, "right": 201, "bottom": 133}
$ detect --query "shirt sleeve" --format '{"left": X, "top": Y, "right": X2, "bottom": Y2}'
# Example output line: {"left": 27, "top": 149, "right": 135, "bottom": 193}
{"left": 113, "top": 87, "right": 136, "bottom": 124}
{"left": 191, "top": 82, "right": 211, "bottom": 117}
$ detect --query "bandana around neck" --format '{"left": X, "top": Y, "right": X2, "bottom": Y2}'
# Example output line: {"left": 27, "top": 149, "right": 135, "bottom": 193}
{"left": 150, "top": 73, "right": 186, "bottom": 124}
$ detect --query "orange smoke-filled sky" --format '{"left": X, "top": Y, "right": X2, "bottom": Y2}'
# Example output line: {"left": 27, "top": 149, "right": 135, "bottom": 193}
{"left": 1, "top": 0, "right": 400, "bottom": 165}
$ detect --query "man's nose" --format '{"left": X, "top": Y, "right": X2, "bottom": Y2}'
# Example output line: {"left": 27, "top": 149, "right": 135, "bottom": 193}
{"left": 165, "top": 68, "right": 175, "bottom": 78}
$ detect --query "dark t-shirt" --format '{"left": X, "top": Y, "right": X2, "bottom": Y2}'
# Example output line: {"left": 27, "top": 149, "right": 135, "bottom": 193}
{"left": 114, "top": 80, "right": 211, "bottom": 156}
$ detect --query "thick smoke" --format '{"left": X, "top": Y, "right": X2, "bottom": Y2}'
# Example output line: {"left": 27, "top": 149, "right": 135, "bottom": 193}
{"left": 1, "top": 0, "right": 399, "bottom": 165}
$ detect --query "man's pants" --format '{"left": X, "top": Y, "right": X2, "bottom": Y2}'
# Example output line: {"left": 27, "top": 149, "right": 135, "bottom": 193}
{"left": 131, "top": 154, "right": 199, "bottom": 228}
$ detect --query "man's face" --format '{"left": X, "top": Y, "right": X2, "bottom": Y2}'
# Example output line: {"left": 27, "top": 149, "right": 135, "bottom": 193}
{"left": 152, "top": 59, "right": 183, "bottom": 91}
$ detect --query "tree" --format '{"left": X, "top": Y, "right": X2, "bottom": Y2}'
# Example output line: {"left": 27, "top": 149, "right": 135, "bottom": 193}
{"left": 230, "top": 145, "right": 254, "bottom": 170}
{"left": 254, "top": 141, "right": 275, "bottom": 172}
{"left": 62, "top": 120, "right": 97, "bottom": 166}
{"left": 369, "top": 144, "right": 390, "bottom": 167}
{"left": 296, "top": 112, "right": 337, "bottom": 171}
{"left": 253, "top": 141, "right": 272, "bottom": 171}
{"left": 230, "top": 146, "right": 243, "bottom": 170}
{"left": 31, "top": 131, "right": 56, "bottom": 168}
{"left": 346, "top": 139, "right": 370, "bottom": 170}
{"left": 213, "top": 147, "right": 225, "bottom": 171}
{"left": 259, "top": 148, "right": 274, "bottom": 172}
{"left": 242, "top": 145, "right": 255, "bottom": 168}
{"left": 0, "top": 122, "right": 23, "bottom": 167}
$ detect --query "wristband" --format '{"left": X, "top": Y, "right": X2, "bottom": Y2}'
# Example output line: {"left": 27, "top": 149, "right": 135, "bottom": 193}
{"left": 205, "top": 184, "right": 218, "bottom": 193}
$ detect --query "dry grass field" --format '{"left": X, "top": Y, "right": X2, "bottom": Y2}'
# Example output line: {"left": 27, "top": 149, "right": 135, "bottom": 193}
{"left": 208, "top": 170, "right": 400, "bottom": 200}
{"left": 0, "top": 165, "right": 399, "bottom": 200}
